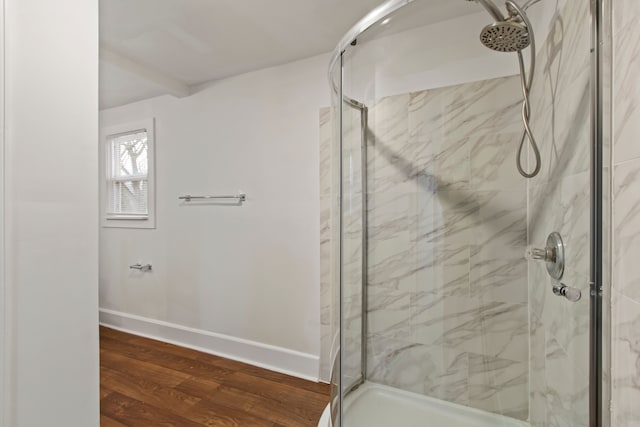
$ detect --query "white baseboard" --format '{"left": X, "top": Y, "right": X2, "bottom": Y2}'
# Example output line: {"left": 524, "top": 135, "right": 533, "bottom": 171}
{"left": 99, "top": 308, "right": 320, "bottom": 382}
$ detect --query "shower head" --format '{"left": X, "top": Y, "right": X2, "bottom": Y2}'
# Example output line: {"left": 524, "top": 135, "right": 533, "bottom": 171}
{"left": 479, "top": 20, "right": 530, "bottom": 52}
{"left": 468, "top": 0, "right": 532, "bottom": 52}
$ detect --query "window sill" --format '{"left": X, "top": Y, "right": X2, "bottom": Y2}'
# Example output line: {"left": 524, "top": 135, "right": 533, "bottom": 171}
{"left": 106, "top": 215, "right": 149, "bottom": 221}
{"left": 102, "top": 216, "right": 155, "bottom": 229}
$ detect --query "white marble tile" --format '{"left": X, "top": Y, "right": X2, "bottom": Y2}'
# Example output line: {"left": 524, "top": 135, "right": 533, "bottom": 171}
{"left": 320, "top": 196, "right": 332, "bottom": 286}
{"left": 528, "top": 179, "right": 562, "bottom": 242}
{"left": 529, "top": 324, "right": 547, "bottom": 427}
{"left": 410, "top": 291, "right": 473, "bottom": 348}
{"left": 540, "top": 271, "right": 590, "bottom": 368}
{"left": 408, "top": 77, "right": 522, "bottom": 144}
{"left": 545, "top": 302, "right": 590, "bottom": 427}
{"left": 412, "top": 188, "right": 478, "bottom": 246}
{"left": 525, "top": 4, "right": 593, "bottom": 424}
{"left": 613, "top": 0, "right": 640, "bottom": 163}
{"left": 320, "top": 324, "right": 332, "bottom": 382}
{"left": 367, "top": 233, "right": 416, "bottom": 294}
{"left": 467, "top": 353, "right": 529, "bottom": 421}
{"left": 544, "top": 338, "right": 586, "bottom": 427}
{"left": 368, "top": 94, "right": 414, "bottom": 195}
{"left": 367, "top": 286, "right": 414, "bottom": 342}
{"left": 412, "top": 134, "right": 470, "bottom": 192}
{"left": 474, "top": 190, "right": 527, "bottom": 248}
{"left": 415, "top": 242, "right": 470, "bottom": 297}
{"left": 319, "top": 107, "right": 335, "bottom": 385}
{"left": 470, "top": 241, "right": 527, "bottom": 305}
{"left": 528, "top": 0, "right": 591, "bottom": 182}
{"left": 470, "top": 190, "right": 527, "bottom": 306}
{"left": 612, "top": 291, "right": 640, "bottom": 426}
{"left": 559, "top": 171, "right": 591, "bottom": 277}
{"left": 470, "top": 132, "right": 526, "bottom": 192}
{"left": 320, "top": 282, "right": 331, "bottom": 327}
{"left": 367, "top": 336, "right": 470, "bottom": 406}
{"left": 411, "top": 292, "right": 528, "bottom": 364}
{"left": 367, "top": 191, "right": 411, "bottom": 240}
{"left": 614, "top": 160, "right": 640, "bottom": 302}
{"left": 319, "top": 107, "right": 333, "bottom": 197}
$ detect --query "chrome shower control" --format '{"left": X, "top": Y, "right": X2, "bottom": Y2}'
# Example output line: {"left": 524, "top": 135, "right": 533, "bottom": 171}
{"left": 525, "top": 232, "right": 565, "bottom": 280}
{"left": 553, "top": 283, "right": 582, "bottom": 302}
{"left": 525, "top": 247, "right": 555, "bottom": 262}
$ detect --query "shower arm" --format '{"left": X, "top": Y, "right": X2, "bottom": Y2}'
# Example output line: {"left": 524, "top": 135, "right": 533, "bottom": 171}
{"left": 521, "top": 0, "right": 542, "bottom": 10}
{"left": 474, "top": 0, "right": 506, "bottom": 21}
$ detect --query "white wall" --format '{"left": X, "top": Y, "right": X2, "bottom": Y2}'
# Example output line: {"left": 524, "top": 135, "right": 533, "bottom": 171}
{"left": 3, "top": 0, "right": 99, "bottom": 426}
{"left": 99, "top": 53, "right": 330, "bottom": 380}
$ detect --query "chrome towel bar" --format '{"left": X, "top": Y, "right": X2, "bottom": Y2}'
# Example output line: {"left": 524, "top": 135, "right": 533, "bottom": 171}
{"left": 178, "top": 193, "right": 246, "bottom": 202}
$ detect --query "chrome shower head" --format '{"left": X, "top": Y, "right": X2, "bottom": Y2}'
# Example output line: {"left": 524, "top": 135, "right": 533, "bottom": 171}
{"left": 479, "top": 20, "right": 530, "bottom": 52}
{"left": 469, "top": 0, "right": 532, "bottom": 52}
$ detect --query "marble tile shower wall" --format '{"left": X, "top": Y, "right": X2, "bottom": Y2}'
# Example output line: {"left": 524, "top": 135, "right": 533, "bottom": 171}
{"left": 526, "top": 0, "right": 592, "bottom": 426}
{"left": 612, "top": 0, "right": 640, "bottom": 426}
{"left": 321, "top": 75, "right": 531, "bottom": 419}
{"left": 364, "top": 75, "right": 529, "bottom": 421}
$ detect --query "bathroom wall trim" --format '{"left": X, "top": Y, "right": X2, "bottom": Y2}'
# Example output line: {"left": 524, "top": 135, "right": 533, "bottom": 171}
{"left": 99, "top": 308, "right": 321, "bottom": 382}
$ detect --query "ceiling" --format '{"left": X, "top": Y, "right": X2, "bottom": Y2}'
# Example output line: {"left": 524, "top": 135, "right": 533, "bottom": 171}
{"left": 99, "top": 0, "right": 481, "bottom": 109}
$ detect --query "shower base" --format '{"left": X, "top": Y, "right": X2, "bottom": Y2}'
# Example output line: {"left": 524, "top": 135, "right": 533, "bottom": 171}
{"left": 318, "top": 382, "right": 528, "bottom": 427}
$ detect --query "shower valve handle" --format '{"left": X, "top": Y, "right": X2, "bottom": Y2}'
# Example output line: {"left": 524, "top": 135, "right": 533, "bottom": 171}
{"left": 525, "top": 246, "right": 556, "bottom": 263}
{"left": 525, "top": 232, "right": 565, "bottom": 281}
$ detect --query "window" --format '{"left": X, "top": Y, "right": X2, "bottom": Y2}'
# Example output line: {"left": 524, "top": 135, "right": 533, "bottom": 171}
{"left": 100, "top": 119, "right": 155, "bottom": 228}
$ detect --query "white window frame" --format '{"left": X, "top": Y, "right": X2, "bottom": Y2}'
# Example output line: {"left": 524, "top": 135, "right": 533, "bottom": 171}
{"left": 100, "top": 118, "right": 156, "bottom": 229}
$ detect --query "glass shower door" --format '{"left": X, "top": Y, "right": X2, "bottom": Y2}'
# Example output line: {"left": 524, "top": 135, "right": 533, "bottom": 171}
{"left": 329, "top": 0, "right": 602, "bottom": 426}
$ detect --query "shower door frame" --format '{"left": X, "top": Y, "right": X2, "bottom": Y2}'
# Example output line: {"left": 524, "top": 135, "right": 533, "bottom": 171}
{"left": 338, "top": 70, "right": 370, "bottom": 397}
{"left": 331, "top": 0, "right": 611, "bottom": 425}
{"left": 0, "top": 2, "right": 6, "bottom": 425}
{"left": 590, "top": 0, "right": 611, "bottom": 425}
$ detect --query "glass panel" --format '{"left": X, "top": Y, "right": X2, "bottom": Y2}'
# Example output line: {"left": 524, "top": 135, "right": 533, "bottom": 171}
{"left": 328, "top": 55, "right": 341, "bottom": 427}
{"left": 332, "top": 0, "right": 596, "bottom": 426}
{"left": 110, "top": 179, "right": 148, "bottom": 215}
{"left": 338, "top": 50, "right": 367, "bottom": 427}
{"left": 110, "top": 130, "right": 148, "bottom": 179}
{"left": 107, "top": 130, "right": 149, "bottom": 215}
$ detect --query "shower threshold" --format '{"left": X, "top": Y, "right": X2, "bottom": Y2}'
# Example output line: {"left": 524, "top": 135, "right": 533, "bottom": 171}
{"left": 319, "top": 382, "right": 528, "bottom": 427}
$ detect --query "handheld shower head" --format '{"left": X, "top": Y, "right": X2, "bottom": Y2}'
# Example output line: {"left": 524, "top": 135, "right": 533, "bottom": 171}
{"left": 468, "top": 0, "right": 542, "bottom": 178}
{"left": 470, "top": 0, "right": 531, "bottom": 52}
{"left": 479, "top": 20, "right": 530, "bottom": 52}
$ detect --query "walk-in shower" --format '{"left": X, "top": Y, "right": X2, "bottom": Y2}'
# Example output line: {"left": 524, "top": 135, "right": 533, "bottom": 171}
{"left": 320, "top": 0, "right": 607, "bottom": 425}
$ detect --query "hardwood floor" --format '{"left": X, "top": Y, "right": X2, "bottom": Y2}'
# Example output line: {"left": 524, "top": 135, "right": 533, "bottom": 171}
{"left": 100, "top": 326, "right": 330, "bottom": 426}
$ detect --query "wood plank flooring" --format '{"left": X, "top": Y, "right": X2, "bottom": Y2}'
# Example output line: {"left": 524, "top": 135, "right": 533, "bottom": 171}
{"left": 100, "top": 326, "right": 330, "bottom": 426}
